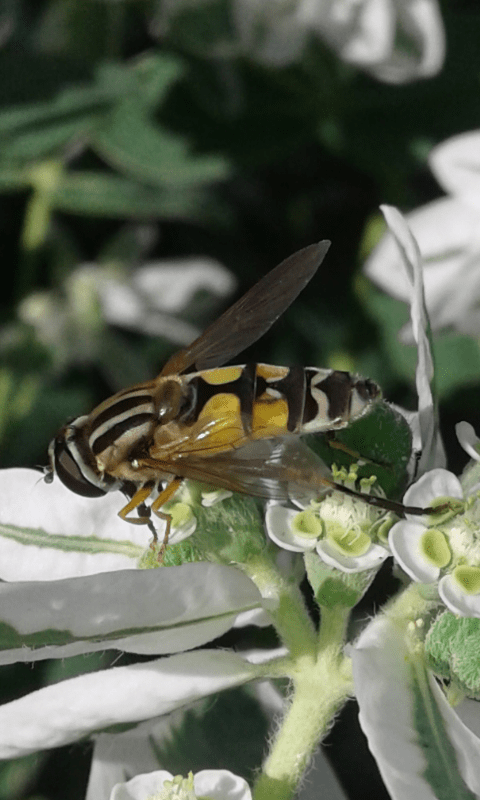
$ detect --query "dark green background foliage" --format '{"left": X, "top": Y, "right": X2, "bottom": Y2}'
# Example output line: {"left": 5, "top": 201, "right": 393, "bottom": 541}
{"left": 0, "top": 1, "right": 479, "bottom": 798}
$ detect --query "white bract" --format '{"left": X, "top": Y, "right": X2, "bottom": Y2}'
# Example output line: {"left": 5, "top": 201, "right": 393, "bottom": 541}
{"left": 365, "top": 130, "right": 480, "bottom": 336}
{"left": 232, "top": 0, "right": 445, "bottom": 82}
{"left": 110, "top": 769, "right": 252, "bottom": 800}
{"left": 351, "top": 616, "right": 480, "bottom": 800}
{"left": 0, "top": 467, "right": 270, "bottom": 764}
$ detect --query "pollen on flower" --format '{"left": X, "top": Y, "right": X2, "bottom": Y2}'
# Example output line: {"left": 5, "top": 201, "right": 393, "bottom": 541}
{"left": 447, "top": 522, "right": 476, "bottom": 560}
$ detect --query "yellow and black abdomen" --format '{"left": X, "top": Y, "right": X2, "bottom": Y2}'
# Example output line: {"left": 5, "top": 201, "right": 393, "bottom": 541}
{"left": 181, "top": 363, "right": 380, "bottom": 454}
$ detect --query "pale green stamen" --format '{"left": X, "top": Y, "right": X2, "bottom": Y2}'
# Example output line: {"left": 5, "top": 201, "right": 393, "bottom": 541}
{"left": 153, "top": 772, "right": 206, "bottom": 800}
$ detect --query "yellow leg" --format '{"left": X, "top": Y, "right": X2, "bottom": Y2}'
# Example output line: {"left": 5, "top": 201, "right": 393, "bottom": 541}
{"left": 118, "top": 485, "right": 154, "bottom": 524}
{"left": 150, "top": 478, "right": 183, "bottom": 561}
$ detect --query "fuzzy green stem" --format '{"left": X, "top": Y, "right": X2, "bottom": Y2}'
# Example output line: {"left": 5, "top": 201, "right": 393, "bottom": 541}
{"left": 384, "top": 581, "right": 439, "bottom": 626}
{"left": 252, "top": 586, "right": 352, "bottom": 800}
{"left": 317, "top": 604, "right": 350, "bottom": 656}
{"left": 241, "top": 552, "right": 317, "bottom": 659}
{"left": 253, "top": 645, "right": 352, "bottom": 800}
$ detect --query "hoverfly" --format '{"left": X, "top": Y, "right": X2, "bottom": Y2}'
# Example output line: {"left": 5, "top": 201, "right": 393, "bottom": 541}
{"left": 46, "top": 242, "right": 431, "bottom": 552}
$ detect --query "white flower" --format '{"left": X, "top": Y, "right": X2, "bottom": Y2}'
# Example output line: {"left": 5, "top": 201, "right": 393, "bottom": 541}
{"left": 265, "top": 474, "right": 391, "bottom": 574}
{"left": 18, "top": 256, "right": 235, "bottom": 372}
{"left": 388, "top": 467, "right": 480, "bottom": 617}
{"left": 365, "top": 130, "right": 480, "bottom": 336}
{"left": 110, "top": 769, "right": 252, "bottom": 800}
{"left": 232, "top": 0, "right": 445, "bottom": 83}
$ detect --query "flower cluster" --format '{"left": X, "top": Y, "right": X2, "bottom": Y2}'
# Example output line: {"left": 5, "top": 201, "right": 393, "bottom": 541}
{"left": 266, "top": 465, "right": 391, "bottom": 573}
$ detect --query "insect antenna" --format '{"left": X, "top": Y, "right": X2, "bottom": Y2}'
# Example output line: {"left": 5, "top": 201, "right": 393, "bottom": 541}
{"left": 329, "top": 481, "right": 450, "bottom": 518}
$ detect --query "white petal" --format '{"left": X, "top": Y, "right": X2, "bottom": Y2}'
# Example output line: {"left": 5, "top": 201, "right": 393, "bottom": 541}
{"left": 133, "top": 259, "right": 235, "bottom": 312}
{"left": 389, "top": 520, "right": 439, "bottom": 583}
{"left": 0, "top": 650, "right": 259, "bottom": 757}
{"left": 455, "top": 421, "right": 480, "bottom": 462}
{"left": 265, "top": 504, "right": 317, "bottom": 552}
{"left": 194, "top": 769, "right": 252, "bottom": 799}
{"left": 367, "top": 0, "right": 446, "bottom": 83}
{"left": 429, "top": 130, "right": 480, "bottom": 209}
{"left": 365, "top": 197, "right": 480, "bottom": 334}
{"left": 232, "top": 0, "right": 307, "bottom": 66}
{"left": 111, "top": 769, "right": 174, "bottom": 800}
{"left": 88, "top": 720, "right": 176, "bottom": 800}
{"left": 403, "top": 468, "right": 463, "bottom": 510}
{"left": 316, "top": 540, "right": 389, "bottom": 574}
{"left": 438, "top": 575, "right": 480, "bottom": 618}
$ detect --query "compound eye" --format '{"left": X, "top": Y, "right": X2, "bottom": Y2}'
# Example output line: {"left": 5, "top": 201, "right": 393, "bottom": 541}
{"left": 54, "top": 440, "right": 107, "bottom": 498}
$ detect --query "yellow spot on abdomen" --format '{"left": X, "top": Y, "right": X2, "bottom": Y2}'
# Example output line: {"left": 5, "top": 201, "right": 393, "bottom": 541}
{"left": 252, "top": 397, "right": 288, "bottom": 437}
{"left": 201, "top": 367, "right": 243, "bottom": 384}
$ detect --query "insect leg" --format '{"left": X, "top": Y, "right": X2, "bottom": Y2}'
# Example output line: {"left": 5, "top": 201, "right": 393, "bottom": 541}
{"left": 118, "top": 485, "right": 155, "bottom": 524}
{"left": 150, "top": 477, "right": 184, "bottom": 561}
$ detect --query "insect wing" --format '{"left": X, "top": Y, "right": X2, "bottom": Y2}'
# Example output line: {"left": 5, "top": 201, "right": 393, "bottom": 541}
{"left": 141, "top": 437, "right": 333, "bottom": 504}
{"left": 160, "top": 241, "right": 330, "bottom": 376}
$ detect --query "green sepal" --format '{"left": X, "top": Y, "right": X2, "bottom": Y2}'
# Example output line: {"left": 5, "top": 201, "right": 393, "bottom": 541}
{"left": 192, "top": 492, "right": 267, "bottom": 565}
{"left": 304, "top": 550, "right": 375, "bottom": 609}
{"left": 425, "top": 612, "right": 480, "bottom": 699}
{"left": 307, "top": 400, "right": 412, "bottom": 498}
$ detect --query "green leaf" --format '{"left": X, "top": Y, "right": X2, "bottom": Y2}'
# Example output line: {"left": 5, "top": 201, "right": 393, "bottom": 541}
{"left": 426, "top": 612, "right": 480, "bottom": 698}
{"left": 0, "top": 164, "right": 31, "bottom": 190}
{"left": 92, "top": 97, "right": 230, "bottom": 188}
{"left": 50, "top": 170, "right": 210, "bottom": 219}
{"left": 307, "top": 401, "right": 412, "bottom": 498}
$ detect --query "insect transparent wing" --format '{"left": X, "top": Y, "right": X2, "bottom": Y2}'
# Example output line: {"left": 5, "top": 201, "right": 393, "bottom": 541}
{"left": 141, "top": 437, "right": 333, "bottom": 504}
{"left": 160, "top": 241, "right": 330, "bottom": 376}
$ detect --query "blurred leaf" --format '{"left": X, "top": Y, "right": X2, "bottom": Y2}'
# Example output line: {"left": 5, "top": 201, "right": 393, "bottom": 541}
{"left": 92, "top": 55, "right": 229, "bottom": 188}
{"left": 433, "top": 335, "right": 480, "bottom": 399}
{"left": 0, "top": 112, "right": 100, "bottom": 161}
{"left": 152, "top": 0, "right": 236, "bottom": 59}
{"left": 0, "top": 55, "right": 183, "bottom": 164}
{"left": 50, "top": 170, "right": 212, "bottom": 220}
{"left": 93, "top": 100, "right": 230, "bottom": 188}
{"left": 0, "top": 164, "right": 30, "bottom": 191}
{"left": 158, "top": 686, "right": 268, "bottom": 781}
{"left": 97, "top": 223, "right": 157, "bottom": 264}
